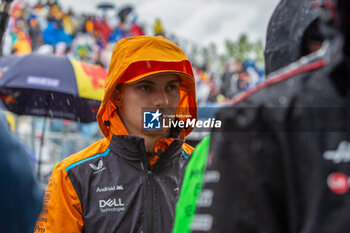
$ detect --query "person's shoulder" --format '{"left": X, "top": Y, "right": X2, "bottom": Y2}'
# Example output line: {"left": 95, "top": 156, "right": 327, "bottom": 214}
{"left": 54, "top": 138, "right": 110, "bottom": 173}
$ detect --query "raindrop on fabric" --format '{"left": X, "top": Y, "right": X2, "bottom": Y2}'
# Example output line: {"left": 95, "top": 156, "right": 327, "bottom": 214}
{"left": 287, "top": 79, "right": 295, "bottom": 87}
{"left": 237, "top": 114, "right": 247, "bottom": 127}
{"left": 278, "top": 96, "right": 287, "bottom": 105}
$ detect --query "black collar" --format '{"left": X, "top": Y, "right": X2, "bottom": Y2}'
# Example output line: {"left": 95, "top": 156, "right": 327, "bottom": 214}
{"left": 108, "top": 135, "right": 184, "bottom": 162}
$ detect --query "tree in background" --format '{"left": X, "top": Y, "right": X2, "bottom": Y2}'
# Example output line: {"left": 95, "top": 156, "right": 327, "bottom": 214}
{"left": 187, "top": 33, "right": 264, "bottom": 74}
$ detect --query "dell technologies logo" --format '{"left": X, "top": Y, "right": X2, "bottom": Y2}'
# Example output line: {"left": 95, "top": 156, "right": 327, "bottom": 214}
{"left": 99, "top": 198, "right": 125, "bottom": 213}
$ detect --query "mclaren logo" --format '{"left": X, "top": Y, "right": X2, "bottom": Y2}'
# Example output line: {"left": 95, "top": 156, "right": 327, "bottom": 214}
{"left": 89, "top": 160, "right": 106, "bottom": 174}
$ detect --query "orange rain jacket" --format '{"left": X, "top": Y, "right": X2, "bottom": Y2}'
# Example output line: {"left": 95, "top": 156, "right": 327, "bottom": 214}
{"left": 35, "top": 36, "right": 197, "bottom": 233}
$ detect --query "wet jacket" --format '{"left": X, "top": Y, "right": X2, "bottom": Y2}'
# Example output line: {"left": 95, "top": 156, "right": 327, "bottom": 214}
{"left": 35, "top": 36, "right": 197, "bottom": 233}
{"left": 174, "top": 1, "right": 323, "bottom": 232}
{"left": 193, "top": 16, "right": 350, "bottom": 233}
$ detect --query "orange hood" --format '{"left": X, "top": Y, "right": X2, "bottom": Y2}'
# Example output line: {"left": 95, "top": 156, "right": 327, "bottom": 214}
{"left": 97, "top": 36, "right": 197, "bottom": 140}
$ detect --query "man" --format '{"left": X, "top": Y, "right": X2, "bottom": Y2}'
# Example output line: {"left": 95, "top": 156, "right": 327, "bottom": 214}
{"left": 35, "top": 36, "right": 197, "bottom": 233}
{"left": 193, "top": 0, "right": 350, "bottom": 232}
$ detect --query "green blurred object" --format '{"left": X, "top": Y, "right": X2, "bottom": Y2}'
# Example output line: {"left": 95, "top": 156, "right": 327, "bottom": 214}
{"left": 173, "top": 135, "right": 210, "bottom": 233}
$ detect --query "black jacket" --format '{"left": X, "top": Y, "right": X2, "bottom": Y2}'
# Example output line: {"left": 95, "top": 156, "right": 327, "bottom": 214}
{"left": 193, "top": 34, "right": 350, "bottom": 232}
{"left": 36, "top": 135, "right": 191, "bottom": 233}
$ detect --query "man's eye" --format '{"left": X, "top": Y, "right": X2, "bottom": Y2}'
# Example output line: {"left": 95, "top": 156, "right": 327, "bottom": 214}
{"left": 166, "top": 84, "right": 179, "bottom": 91}
{"left": 139, "top": 85, "right": 152, "bottom": 91}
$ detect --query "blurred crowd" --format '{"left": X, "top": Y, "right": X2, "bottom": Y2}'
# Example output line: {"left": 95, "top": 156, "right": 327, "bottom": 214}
{"left": 4, "top": 0, "right": 265, "bottom": 106}
{"left": 4, "top": 0, "right": 144, "bottom": 67}
{"left": 194, "top": 59, "right": 264, "bottom": 106}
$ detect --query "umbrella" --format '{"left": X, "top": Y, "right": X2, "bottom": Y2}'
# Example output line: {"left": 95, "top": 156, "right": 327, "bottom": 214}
{"left": 97, "top": 2, "right": 115, "bottom": 10}
{"left": 0, "top": 53, "right": 107, "bottom": 180}
{"left": 97, "top": 2, "right": 115, "bottom": 16}
{"left": 118, "top": 6, "right": 133, "bottom": 23}
{"left": 0, "top": 53, "right": 107, "bottom": 122}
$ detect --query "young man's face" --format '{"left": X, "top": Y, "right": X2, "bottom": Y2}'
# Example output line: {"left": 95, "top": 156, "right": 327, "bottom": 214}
{"left": 112, "top": 74, "right": 181, "bottom": 137}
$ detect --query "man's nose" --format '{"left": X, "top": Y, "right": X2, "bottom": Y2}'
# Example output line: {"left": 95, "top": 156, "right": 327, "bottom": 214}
{"left": 153, "top": 90, "right": 169, "bottom": 107}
